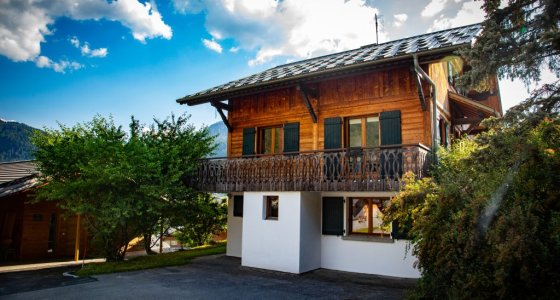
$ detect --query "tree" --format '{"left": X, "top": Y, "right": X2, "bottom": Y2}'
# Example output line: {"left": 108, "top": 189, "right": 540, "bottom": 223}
{"left": 32, "top": 114, "right": 217, "bottom": 261}
{"left": 383, "top": 0, "right": 560, "bottom": 298}
{"left": 173, "top": 193, "right": 227, "bottom": 248}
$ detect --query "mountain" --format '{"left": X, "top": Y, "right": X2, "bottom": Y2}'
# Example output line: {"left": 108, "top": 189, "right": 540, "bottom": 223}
{"left": 0, "top": 119, "right": 40, "bottom": 162}
{"left": 207, "top": 121, "right": 227, "bottom": 157}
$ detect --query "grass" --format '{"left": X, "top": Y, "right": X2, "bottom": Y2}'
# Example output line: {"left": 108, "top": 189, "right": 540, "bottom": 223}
{"left": 76, "top": 242, "right": 226, "bottom": 277}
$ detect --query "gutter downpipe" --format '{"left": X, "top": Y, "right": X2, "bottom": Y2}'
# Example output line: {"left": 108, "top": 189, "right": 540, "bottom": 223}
{"left": 413, "top": 54, "right": 438, "bottom": 161}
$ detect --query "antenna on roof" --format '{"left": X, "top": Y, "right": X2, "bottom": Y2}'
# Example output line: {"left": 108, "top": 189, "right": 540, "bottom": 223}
{"left": 375, "top": 14, "right": 379, "bottom": 45}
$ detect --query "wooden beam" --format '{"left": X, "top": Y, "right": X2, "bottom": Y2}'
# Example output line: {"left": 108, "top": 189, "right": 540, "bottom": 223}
{"left": 297, "top": 84, "right": 318, "bottom": 123}
{"left": 453, "top": 117, "right": 483, "bottom": 125}
{"left": 211, "top": 101, "right": 232, "bottom": 111}
{"left": 215, "top": 106, "right": 232, "bottom": 132}
{"left": 412, "top": 67, "right": 427, "bottom": 111}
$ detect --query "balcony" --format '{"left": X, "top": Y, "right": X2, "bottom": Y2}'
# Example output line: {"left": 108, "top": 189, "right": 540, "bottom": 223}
{"left": 194, "top": 144, "right": 431, "bottom": 193}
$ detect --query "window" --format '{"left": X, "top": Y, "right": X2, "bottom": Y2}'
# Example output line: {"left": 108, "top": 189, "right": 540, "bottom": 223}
{"left": 265, "top": 196, "right": 279, "bottom": 220}
{"left": 346, "top": 116, "right": 380, "bottom": 148}
{"left": 259, "top": 126, "right": 283, "bottom": 154}
{"left": 349, "top": 197, "right": 390, "bottom": 236}
{"left": 233, "top": 195, "right": 243, "bottom": 217}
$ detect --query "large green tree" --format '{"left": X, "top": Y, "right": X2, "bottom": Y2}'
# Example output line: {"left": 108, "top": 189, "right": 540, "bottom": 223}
{"left": 384, "top": 0, "right": 559, "bottom": 298}
{"left": 32, "top": 114, "right": 216, "bottom": 261}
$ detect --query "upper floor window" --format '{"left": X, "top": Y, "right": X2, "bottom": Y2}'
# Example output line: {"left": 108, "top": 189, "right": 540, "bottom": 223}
{"left": 259, "top": 126, "right": 283, "bottom": 154}
{"left": 346, "top": 116, "right": 380, "bottom": 148}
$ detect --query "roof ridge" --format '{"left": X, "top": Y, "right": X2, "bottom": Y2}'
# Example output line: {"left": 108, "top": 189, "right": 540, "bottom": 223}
{"left": 268, "top": 23, "right": 481, "bottom": 70}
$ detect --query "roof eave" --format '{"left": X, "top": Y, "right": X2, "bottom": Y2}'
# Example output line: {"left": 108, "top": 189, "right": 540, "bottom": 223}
{"left": 177, "top": 44, "right": 469, "bottom": 106}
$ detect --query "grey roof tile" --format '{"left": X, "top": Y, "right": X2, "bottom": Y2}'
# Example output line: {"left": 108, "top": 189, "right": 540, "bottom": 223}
{"left": 180, "top": 23, "right": 481, "bottom": 104}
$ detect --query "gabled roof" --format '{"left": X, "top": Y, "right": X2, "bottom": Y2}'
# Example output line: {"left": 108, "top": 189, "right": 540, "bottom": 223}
{"left": 178, "top": 23, "right": 482, "bottom": 105}
{"left": 0, "top": 160, "right": 39, "bottom": 198}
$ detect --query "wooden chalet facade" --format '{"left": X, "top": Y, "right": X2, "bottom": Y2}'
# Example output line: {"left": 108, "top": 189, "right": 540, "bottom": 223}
{"left": 177, "top": 24, "right": 502, "bottom": 278}
{"left": 0, "top": 161, "right": 88, "bottom": 262}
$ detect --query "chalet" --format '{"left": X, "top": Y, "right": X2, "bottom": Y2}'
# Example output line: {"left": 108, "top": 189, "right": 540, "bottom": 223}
{"left": 0, "top": 161, "right": 87, "bottom": 262}
{"left": 177, "top": 23, "right": 502, "bottom": 278}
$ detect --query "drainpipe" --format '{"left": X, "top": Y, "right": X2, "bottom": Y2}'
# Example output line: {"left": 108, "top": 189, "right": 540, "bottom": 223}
{"left": 413, "top": 54, "right": 437, "bottom": 154}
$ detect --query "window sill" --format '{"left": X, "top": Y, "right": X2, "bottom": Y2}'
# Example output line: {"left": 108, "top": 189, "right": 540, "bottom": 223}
{"left": 342, "top": 235, "right": 394, "bottom": 243}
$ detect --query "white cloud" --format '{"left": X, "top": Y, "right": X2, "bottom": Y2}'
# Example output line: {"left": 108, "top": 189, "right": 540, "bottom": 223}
{"left": 175, "top": 0, "right": 385, "bottom": 66}
{"left": 499, "top": 69, "right": 558, "bottom": 112}
{"left": 421, "top": 0, "right": 447, "bottom": 18}
{"left": 428, "top": 1, "right": 484, "bottom": 32}
{"left": 393, "top": 14, "right": 408, "bottom": 27}
{"left": 69, "top": 36, "right": 108, "bottom": 58}
{"left": 229, "top": 46, "right": 240, "bottom": 53}
{"left": 0, "top": 0, "right": 171, "bottom": 68}
{"left": 35, "top": 55, "right": 83, "bottom": 73}
{"left": 202, "top": 38, "right": 223, "bottom": 53}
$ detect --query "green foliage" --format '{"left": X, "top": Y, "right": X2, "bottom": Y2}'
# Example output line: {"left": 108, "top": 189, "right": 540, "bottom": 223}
{"left": 458, "top": 0, "right": 559, "bottom": 90}
{"left": 32, "top": 114, "right": 217, "bottom": 261}
{"left": 0, "top": 120, "right": 40, "bottom": 162}
{"left": 384, "top": 86, "right": 560, "bottom": 298}
{"left": 76, "top": 242, "right": 226, "bottom": 276}
{"left": 174, "top": 194, "right": 227, "bottom": 247}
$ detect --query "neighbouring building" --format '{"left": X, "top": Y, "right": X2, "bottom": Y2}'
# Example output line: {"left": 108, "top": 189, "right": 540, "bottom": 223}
{"left": 0, "top": 161, "right": 88, "bottom": 262}
{"left": 177, "top": 23, "right": 502, "bottom": 278}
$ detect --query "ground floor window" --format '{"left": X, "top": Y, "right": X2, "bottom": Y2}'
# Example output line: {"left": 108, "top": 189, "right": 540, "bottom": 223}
{"left": 349, "top": 197, "right": 390, "bottom": 236}
{"left": 265, "top": 196, "right": 279, "bottom": 220}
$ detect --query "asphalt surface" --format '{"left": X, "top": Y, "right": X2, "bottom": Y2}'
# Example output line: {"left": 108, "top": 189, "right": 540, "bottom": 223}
{"left": 0, "top": 255, "right": 416, "bottom": 299}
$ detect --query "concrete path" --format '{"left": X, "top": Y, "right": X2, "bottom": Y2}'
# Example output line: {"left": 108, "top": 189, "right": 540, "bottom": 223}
{"left": 0, "top": 255, "right": 416, "bottom": 299}
{"left": 0, "top": 258, "right": 105, "bottom": 274}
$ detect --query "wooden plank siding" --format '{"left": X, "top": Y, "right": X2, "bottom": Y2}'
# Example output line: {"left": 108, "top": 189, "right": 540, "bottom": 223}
{"left": 228, "top": 66, "right": 431, "bottom": 156}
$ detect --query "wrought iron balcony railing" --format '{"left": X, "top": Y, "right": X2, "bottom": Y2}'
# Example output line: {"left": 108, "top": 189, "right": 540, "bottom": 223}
{"left": 194, "top": 144, "right": 431, "bottom": 193}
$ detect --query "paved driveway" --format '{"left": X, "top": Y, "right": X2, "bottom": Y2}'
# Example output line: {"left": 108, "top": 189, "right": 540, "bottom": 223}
{"left": 0, "top": 255, "right": 416, "bottom": 299}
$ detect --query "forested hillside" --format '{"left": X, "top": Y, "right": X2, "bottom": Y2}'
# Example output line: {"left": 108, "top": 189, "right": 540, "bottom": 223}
{"left": 0, "top": 120, "right": 39, "bottom": 162}
{"left": 207, "top": 121, "right": 227, "bottom": 157}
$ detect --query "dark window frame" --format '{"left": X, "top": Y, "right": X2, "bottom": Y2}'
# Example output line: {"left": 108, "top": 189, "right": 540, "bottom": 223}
{"left": 233, "top": 195, "right": 243, "bottom": 217}
{"left": 265, "top": 195, "right": 279, "bottom": 220}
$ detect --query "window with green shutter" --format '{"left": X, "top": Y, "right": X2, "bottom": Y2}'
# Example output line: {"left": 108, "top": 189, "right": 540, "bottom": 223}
{"left": 380, "top": 111, "right": 402, "bottom": 178}
{"left": 283, "top": 122, "right": 299, "bottom": 153}
{"left": 324, "top": 117, "right": 342, "bottom": 149}
{"left": 242, "top": 127, "right": 255, "bottom": 156}
{"left": 322, "top": 197, "right": 344, "bottom": 235}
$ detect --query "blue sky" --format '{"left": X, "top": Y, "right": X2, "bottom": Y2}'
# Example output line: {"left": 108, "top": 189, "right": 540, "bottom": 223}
{"left": 0, "top": 0, "right": 547, "bottom": 130}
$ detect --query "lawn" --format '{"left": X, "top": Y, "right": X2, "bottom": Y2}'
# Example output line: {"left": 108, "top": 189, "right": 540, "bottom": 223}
{"left": 77, "top": 242, "right": 226, "bottom": 277}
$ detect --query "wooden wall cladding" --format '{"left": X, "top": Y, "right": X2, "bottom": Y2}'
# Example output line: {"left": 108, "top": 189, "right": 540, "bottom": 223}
{"left": 228, "top": 66, "right": 430, "bottom": 156}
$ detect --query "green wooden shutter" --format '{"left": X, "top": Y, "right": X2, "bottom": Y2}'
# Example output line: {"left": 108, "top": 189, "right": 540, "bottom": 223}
{"left": 324, "top": 117, "right": 342, "bottom": 149}
{"left": 322, "top": 197, "right": 344, "bottom": 235}
{"left": 380, "top": 111, "right": 402, "bottom": 145}
{"left": 283, "top": 122, "right": 300, "bottom": 153}
{"left": 380, "top": 111, "right": 402, "bottom": 178}
{"left": 242, "top": 127, "right": 255, "bottom": 156}
{"left": 233, "top": 195, "right": 243, "bottom": 217}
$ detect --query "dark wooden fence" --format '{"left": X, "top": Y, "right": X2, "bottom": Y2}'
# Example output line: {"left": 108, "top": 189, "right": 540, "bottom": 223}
{"left": 194, "top": 144, "right": 431, "bottom": 193}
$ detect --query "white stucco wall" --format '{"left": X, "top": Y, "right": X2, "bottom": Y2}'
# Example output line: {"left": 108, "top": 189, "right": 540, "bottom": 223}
{"left": 241, "top": 192, "right": 303, "bottom": 273}
{"left": 320, "top": 192, "right": 420, "bottom": 278}
{"left": 299, "top": 192, "right": 321, "bottom": 273}
{"left": 226, "top": 194, "right": 242, "bottom": 257}
{"left": 321, "top": 236, "right": 420, "bottom": 278}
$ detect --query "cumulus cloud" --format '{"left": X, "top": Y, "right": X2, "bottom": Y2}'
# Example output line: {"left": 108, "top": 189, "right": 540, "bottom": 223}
{"left": 0, "top": 0, "right": 171, "bottom": 68}
{"left": 35, "top": 55, "right": 83, "bottom": 73}
{"left": 202, "top": 38, "right": 223, "bottom": 53}
{"left": 393, "top": 14, "right": 408, "bottom": 27}
{"left": 428, "top": 0, "right": 484, "bottom": 32}
{"left": 175, "top": 0, "right": 385, "bottom": 66}
{"left": 421, "top": 0, "right": 448, "bottom": 18}
{"left": 69, "top": 36, "right": 109, "bottom": 58}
